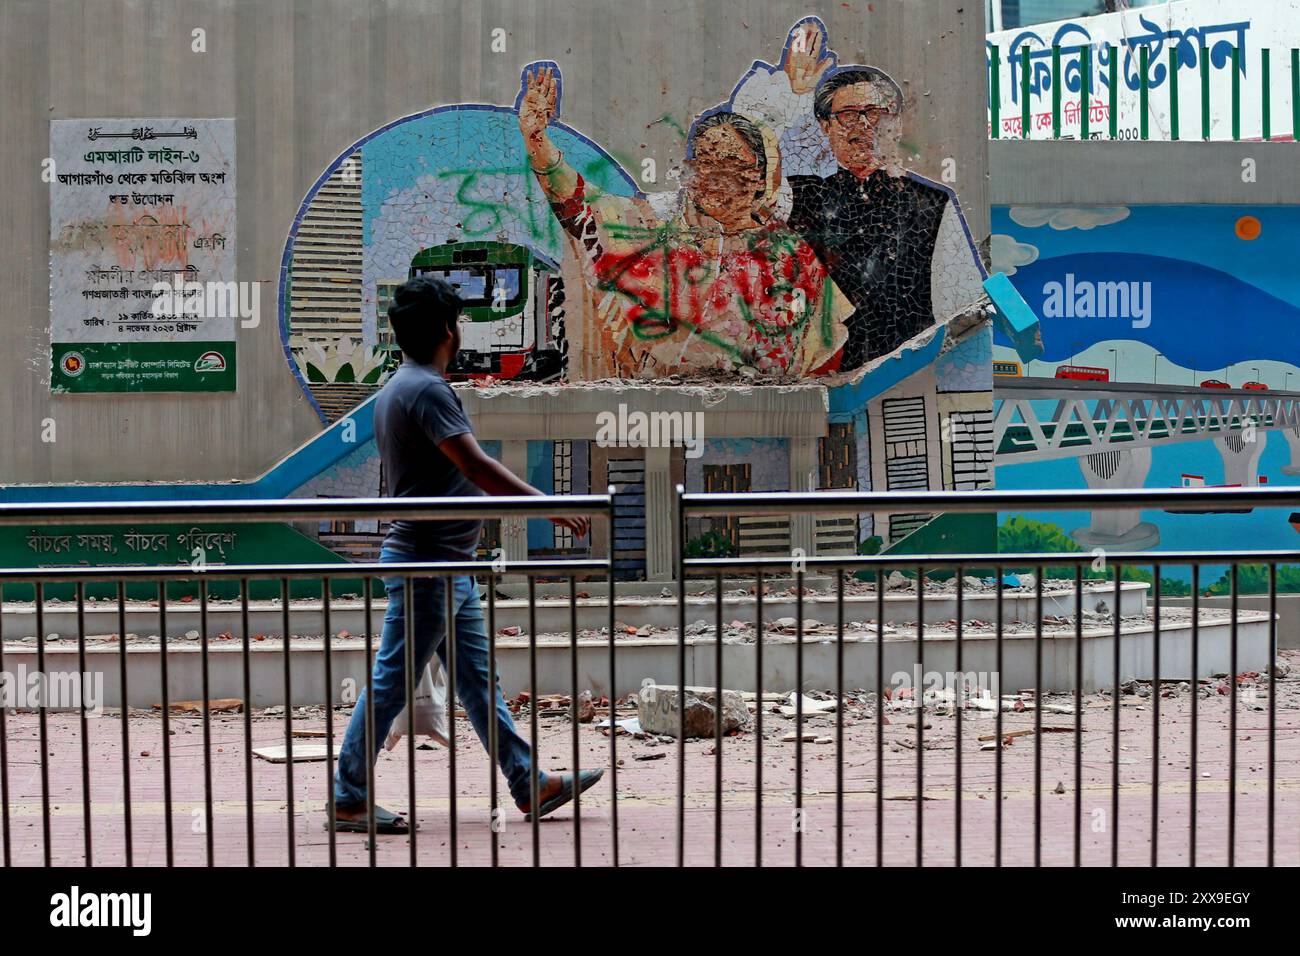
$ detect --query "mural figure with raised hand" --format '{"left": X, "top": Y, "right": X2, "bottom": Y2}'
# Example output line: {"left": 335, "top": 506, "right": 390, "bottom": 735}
{"left": 517, "top": 62, "right": 851, "bottom": 381}
{"left": 731, "top": 17, "right": 986, "bottom": 371}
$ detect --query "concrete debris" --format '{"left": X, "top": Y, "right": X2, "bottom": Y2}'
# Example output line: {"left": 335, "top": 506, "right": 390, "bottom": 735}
{"left": 253, "top": 743, "right": 333, "bottom": 763}
{"left": 595, "top": 716, "right": 644, "bottom": 737}
{"left": 636, "top": 683, "right": 748, "bottom": 738}
{"left": 155, "top": 698, "right": 243, "bottom": 714}
{"left": 778, "top": 692, "right": 838, "bottom": 717}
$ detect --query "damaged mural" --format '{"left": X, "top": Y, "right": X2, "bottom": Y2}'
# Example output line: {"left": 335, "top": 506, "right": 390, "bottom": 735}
{"left": 282, "top": 16, "right": 994, "bottom": 576}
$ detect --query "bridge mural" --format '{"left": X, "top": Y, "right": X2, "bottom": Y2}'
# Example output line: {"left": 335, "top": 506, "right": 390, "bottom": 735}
{"left": 992, "top": 203, "right": 1300, "bottom": 588}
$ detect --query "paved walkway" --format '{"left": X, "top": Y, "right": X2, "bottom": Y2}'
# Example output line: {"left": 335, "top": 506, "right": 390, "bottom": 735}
{"left": 3, "top": 659, "right": 1298, "bottom": 866}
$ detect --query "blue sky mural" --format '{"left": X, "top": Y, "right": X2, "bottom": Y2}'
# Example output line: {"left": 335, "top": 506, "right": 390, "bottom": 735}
{"left": 992, "top": 204, "right": 1300, "bottom": 582}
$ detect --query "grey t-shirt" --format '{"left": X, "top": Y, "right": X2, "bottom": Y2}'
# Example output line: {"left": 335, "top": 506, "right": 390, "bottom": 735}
{"left": 375, "top": 361, "right": 484, "bottom": 558}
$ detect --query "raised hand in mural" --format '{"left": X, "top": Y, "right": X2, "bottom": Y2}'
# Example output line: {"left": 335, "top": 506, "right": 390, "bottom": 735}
{"left": 517, "top": 62, "right": 577, "bottom": 202}
{"left": 518, "top": 63, "right": 558, "bottom": 152}
{"left": 783, "top": 19, "right": 835, "bottom": 95}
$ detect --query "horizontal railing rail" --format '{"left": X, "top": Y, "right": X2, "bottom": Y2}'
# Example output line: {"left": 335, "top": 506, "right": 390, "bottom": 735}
{"left": 672, "top": 485, "right": 1294, "bottom": 868}
{"left": 680, "top": 485, "right": 1300, "bottom": 516}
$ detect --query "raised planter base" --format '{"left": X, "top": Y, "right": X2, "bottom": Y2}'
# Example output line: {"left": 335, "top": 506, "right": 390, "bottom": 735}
{"left": 0, "top": 582, "right": 1149, "bottom": 641}
{"left": 2, "top": 605, "right": 1267, "bottom": 708}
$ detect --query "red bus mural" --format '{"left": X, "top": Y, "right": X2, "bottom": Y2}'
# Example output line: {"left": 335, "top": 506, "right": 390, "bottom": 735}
{"left": 1054, "top": 364, "right": 1109, "bottom": 382}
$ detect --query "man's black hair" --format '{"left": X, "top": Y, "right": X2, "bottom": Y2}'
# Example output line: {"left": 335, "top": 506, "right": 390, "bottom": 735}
{"left": 813, "top": 67, "right": 904, "bottom": 121}
{"left": 688, "top": 110, "right": 767, "bottom": 181}
{"left": 387, "top": 274, "right": 461, "bottom": 364}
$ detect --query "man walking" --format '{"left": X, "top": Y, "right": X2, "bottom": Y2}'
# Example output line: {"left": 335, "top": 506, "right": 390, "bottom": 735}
{"left": 331, "top": 275, "right": 602, "bottom": 834}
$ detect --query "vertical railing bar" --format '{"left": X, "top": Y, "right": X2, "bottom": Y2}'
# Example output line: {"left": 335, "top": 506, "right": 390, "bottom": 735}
{"left": 404, "top": 576, "right": 417, "bottom": 867}
{"left": 1109, "top": 45, "right": 1118, "bottom": 139}
{"left": 0, "top": 584, "right": 10, "bottom": 868}
{"left": 1201, "top": 44, "right": 1211, "bottom": 139}
{"left": 322, "top": 576, "right": 336, "bottom": 868}
{"left": 36, "top": 581, "right": 51, "bottom": 866}
{"left": 1152, "top": 564, "right": 1161, "bottom": 867}
{"left": 1073, "top": 565, "right": 1083, "bottom": 867}
{"left": 363, "top": 576, "right": 377, "bottom": 867}
{"left": 795, "top": 568, "right": 804, "bottom": 868}
{"left": 1034, "top": 566, "right": 1043, "bottom": 868}
{"left": 529, "top": 574, "right": 540, "bottom": 867}
{"left": 1081, "top": 44, "right": 1091, "bottom": 140}
{"left": 1261, "top": 48, "right": 1271, "bottom": 142}
{"left": 1291, "top": 48, "right": 1299, "bottom": 141}
{"left": 835, "top": 568, "right": 844, "bottom": 868}
{"left": 487, "top": 574, "right": 499, "bottom": 868}
{"left": 606, "top": 489, "right": 620, "bottom": 867}
{"left": 569, "top": 575, "right": 580, "bottom": 867}
{"left": 1071, "top": 564, "right": 1081, "bottom": 868}
{"left": 280, "top": 577, "right": 294, "bottom": 867}
{"left": 1052, "top": 44, "right": 1061, "bottom": 138}
{"left": 915, "top": 564, "right": 924, "bottom": 867}
{"left": 714, "top": 571, "right": 723, "bottom": 867}
{"left": 1190, "top": 564, "right": 1199, "bottom": 866}
{"left": 755, "top": 567, "right": 764, "bottom": 868}
{"left": 119, "top": 574, "right": 131, "bottom": 868}
{"left": 1231, "top": 46, "right": 1241, "bottom": 140}
{"left": 990, "top": 44, "right": 1001, "bottom": 139}
{"left": 1169, "top": 44, "right": 1180, "bottom": 140}
{"left": 158, "top": 582, "right": 173, "bottom": 866}
{"left": 446, "top": 573, "right": 457, "bottom": 868}
{"left": 955, "top": 567, "right": 963, "bottom": 868}
{"left": 1228, "top": 563, "right": 1238, "bottom": 866}
{"left": 876, "top": 563, "right": 885, "bottom": 866}
{"left": 76, "top": 581, "right": 92, "bottom": 866}
{"left": 1267, "top": 561, "right": 1277, "bottom": 867}
{"left": 994, "top": 564, "right": 1003, "bottom": 867}
{"left": 200, "top": 580, "right": 214, "bottom": 867}
{"left": 1140, "top": 46, "right": 1150, "bottom": 140}
{"left": 1111, "top": 562, "right": 1122, "bottom": 867}
{"left": 676, "top": 487, "right": 687, "bottom": 868}
{"left": 239, "top": 578, "right": 252, "bottom": 867}
{"left": 1021, "top": 46, "right": 1031, "bottom": 138}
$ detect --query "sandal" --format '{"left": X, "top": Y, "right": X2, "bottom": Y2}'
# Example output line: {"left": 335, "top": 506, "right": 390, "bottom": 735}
{"left": 522, "top": 769, "right": 604, "bottom": 822}
{"left": 327, "top": 803, "right": 411, "bottom": 834}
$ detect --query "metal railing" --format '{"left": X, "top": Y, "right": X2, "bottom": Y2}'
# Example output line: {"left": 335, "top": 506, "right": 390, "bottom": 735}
{"left": 678, "top": 485, "right": 1298, "bottom": 867}
{"left": 0, "top": 493, "right": 617, "bottom": 867}
{"left": 988, "top": 43, "right": 1300, "bottom": 141}
{"left": 0, "top": 485, "right": 1297, "bottom": 866}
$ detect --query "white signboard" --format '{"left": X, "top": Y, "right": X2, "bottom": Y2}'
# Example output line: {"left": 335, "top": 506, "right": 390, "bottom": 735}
{"left": 49, "top": 118, "right": 236, "bottom": 392}
{"left": 988, "top": 0, "right": 1300, "bottom": 141}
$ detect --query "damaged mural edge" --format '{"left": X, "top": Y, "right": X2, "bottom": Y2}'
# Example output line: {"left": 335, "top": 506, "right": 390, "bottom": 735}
{"left": 284, "top": 15, "right": 996, "bottom": 579}
{"left": 5, "top": 15, "right": 999, "bottom": 592}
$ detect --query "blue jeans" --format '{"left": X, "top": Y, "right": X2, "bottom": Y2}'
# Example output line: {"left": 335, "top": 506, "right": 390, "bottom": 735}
{"left": 333, "top": 546, "right": 543, "bottom": 808}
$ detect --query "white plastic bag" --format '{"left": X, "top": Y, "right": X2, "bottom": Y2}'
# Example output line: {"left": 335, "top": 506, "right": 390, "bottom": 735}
{"left": 384, "top": 657, "right": 450, "bottom": 750}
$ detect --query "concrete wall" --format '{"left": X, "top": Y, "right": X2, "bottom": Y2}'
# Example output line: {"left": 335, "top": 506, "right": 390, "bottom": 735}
{"left": 989, "top": 141, "right": 1300, "bottom": 206}
{"left": 0, "top": 0, "right": 987, "bottom": 486}
{"left": 989, "top": 137, "right": 1300, "bottom": 588}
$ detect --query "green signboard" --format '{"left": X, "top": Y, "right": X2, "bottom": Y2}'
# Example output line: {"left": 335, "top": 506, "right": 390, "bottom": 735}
{"left": 51, "top": 341, "right": 236, "bottom": 393}
{"left": 0, "top": 521, "right": 360, "bottom": 601}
